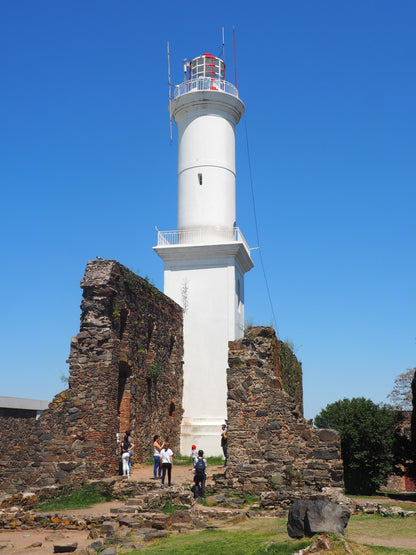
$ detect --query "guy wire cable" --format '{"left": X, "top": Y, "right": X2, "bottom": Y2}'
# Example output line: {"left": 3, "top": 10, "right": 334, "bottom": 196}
{"left": 244, "top": 117, "right": 279, "bottom": 337}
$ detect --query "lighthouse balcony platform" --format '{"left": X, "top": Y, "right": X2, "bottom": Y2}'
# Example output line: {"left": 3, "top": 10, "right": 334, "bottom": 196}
{"left": 154, "top": 226, "right": 253, "bottom": 274}
{"left": 156, "top": 226, "right": 250, "bottom": 252}
{"left": 173, "top": 77, "right": 239, "bottom": 99}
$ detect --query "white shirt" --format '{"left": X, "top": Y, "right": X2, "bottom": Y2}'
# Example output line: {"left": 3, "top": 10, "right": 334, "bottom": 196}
{"left": 160, "top": 448, "right": 173, "bottom": 465}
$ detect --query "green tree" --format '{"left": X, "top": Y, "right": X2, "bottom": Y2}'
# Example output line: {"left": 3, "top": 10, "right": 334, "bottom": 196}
{"left": 314, "top": 397, "right": 396, "bottom": 495}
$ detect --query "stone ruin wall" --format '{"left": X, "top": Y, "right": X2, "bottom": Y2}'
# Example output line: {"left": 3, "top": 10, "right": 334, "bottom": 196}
{"left": 224, "top": 327, "right": 344, "bottom": 507}
{"left": 0, "top": 409, "right": 42, "bottom": 462}
{"left": 0, "top": 260, "right": 183, "bottom": 494}
{"left": 0, "top": 262, "right": 345, "bottom": 504}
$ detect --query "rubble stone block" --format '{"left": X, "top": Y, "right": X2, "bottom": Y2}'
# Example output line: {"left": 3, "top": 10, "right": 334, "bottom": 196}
{"left": 287, "top": 499, "right": 351, "bottom": 538}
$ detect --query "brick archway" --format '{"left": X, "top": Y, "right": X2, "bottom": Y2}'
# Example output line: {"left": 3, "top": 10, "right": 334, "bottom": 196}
{"left": 118, "top": 361, "right": 132, "bottom": 433}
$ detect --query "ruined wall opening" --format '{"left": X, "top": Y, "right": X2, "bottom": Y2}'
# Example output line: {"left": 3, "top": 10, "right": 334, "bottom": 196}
{"left": 118, "top": 361, "right": 132, "bottom": 433}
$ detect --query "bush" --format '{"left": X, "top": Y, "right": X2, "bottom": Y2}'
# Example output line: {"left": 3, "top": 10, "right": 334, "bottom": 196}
{"left": 314, "top": 397, "right": 396, "bottom": 494}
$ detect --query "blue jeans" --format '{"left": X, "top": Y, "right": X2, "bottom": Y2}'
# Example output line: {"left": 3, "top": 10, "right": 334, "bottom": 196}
{"left": 153, "top": 455, "right": 161, "bottom": 477}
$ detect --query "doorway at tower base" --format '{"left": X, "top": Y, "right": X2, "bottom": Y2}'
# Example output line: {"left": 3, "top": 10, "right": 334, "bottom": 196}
{"left": 180, "top": 418, "right": 224, "bottom": 458}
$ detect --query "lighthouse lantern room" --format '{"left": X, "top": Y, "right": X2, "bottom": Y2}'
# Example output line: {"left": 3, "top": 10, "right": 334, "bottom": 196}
{"left": 154, "top": 51, "right": 253, "bottom": 455}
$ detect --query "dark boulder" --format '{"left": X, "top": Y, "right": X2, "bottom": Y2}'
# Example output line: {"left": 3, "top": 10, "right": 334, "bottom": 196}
{"left": 287, "top": 499, "right": 350, "bottom": 538}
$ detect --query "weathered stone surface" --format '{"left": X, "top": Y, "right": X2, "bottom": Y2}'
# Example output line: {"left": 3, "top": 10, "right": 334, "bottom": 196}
{"left": 0, "top": 261, "right": 183, "bottom": 494}
{"left": 99, "top": 548, "right": 117, "bottom": 555}
{"left": 287, "top": 499, "right": 351, "bottom": 538}
{"left": 225, "top": 327, "right": 344, "bottom": 501}
{"left": 53, "top": 543, "right": 78, "bottom": 553}
{"left": 144, "top": 529, "right": 168, "bottom": 541}
{"left": 89, "top": 540, "right": 104, "bottom": 550}
{"left": 101, "top": 520, "right": 117, "bottom": 534}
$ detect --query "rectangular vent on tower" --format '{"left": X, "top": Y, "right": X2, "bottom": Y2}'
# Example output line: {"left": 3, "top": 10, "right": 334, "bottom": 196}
{"left": 198, "top": 173, "right": 203, "bottom": 185}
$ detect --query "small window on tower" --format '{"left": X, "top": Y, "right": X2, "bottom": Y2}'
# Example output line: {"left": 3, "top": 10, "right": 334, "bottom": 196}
{"left": 198, "top": 173, "right": 203, "bottom": 185}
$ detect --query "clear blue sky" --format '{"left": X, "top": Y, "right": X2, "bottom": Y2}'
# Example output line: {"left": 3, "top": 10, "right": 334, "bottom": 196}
{"left": 1, "top": 1, "right": 415, "bottom": 420}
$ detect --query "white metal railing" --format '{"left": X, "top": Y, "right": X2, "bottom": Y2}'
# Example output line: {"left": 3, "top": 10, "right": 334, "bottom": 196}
{"left": 156, "top": 227, "right": 250, "bottom": 254}
{"left": 173, "top": 78, "right": 239, "bottom": 99}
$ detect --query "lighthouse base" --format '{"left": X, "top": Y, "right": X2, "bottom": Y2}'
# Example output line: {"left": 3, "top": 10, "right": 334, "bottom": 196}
{"left": 180, "top": 417, "right": 224, "bottom": 458}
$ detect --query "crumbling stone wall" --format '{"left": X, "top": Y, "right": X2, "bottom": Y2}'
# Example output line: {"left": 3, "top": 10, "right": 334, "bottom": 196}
{"left": 0, "top": 260, "right": 183, "bottom": 494}
{"left": 0, "top": 409, "right": 40, "bottom": 455}
{"left": 225, "top": 327, "right": 344, "bottom": 504}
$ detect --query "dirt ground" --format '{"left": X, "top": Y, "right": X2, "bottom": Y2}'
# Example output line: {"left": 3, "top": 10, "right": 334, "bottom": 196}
{"left": 1, "top": 465, "right": 416, "bottom": 553}
{"left": 0, "top": 463, "right": 213, "bottom": 554}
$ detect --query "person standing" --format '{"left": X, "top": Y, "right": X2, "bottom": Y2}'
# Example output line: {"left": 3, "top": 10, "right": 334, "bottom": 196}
{"left": 190, "top": 444, "right": 198, "bottom": 464}
{"left": 160, "top": 441, "right": 173, "bottom": 488}
{"left": 121, "top": 433, "right": 134, "bottom": 478}
{"left": 221, "top": 424, "right": 228, "bottom": 467}
{"left": 126, "top": 430, "right": 133, "bottom": 474}
{"left": 193, "top": 449, "right": 207, "bottom": 499}
{"left": 152, "top": 435, "right": 164, "bottom": 479}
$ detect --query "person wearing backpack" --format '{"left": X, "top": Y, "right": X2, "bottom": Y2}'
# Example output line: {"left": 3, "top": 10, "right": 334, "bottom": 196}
{"left": 193, "top": 449, "right": 207, "bottom": 499}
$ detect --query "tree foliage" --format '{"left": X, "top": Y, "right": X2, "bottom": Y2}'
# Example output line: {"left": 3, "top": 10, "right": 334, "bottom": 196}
{"left": 387, "top": 367, "right": 416, "bottom": 410}
{"left": 314, "top": 397, "right": 396, "bottom": 494}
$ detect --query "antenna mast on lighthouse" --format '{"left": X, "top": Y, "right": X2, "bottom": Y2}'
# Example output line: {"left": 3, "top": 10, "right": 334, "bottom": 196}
{"left": 167, "top": 41, "right": 173, "bottom": 141}
{"left": 233, "top": 27, "right": 239, "bottom": 88}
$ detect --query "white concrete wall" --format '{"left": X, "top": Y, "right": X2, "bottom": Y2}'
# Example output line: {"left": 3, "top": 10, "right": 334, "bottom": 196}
{"left": 170, "top": 91, "right": 244, "bottom": 237}
{"left": 161, "top": 249, "right": 246, "bottom": 456}
{"left": 176, "top": 113, "right": 236, "bottom": 232}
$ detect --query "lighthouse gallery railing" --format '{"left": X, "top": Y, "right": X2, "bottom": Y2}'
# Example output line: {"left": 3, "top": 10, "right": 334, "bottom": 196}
{"left": 173, "top": 78, "right": 239, "bottom": 99}
{"left": 156, "top": 227, "right": 250, "bottom": 254}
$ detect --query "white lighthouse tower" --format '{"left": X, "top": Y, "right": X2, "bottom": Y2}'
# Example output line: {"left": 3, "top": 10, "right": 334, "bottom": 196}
{"left": 154, "top": 52, "right": 253, "bottom": 455}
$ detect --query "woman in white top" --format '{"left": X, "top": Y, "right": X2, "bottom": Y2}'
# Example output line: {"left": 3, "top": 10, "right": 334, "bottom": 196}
{"left": 153, "top": 435, "right": 164, "bottom": 479}
{"left": 160, "top": 441, "right": 173, "bottom": 488}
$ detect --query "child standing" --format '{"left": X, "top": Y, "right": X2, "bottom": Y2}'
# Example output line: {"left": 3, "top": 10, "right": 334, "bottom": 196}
{"left": 190, "top": 444, "right": 198, "bottom": 464}
{"left": 160, "top": 442, "right": 173, "bottom": 488}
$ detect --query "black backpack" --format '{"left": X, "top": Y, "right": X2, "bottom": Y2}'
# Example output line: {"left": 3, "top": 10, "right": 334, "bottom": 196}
{"left": 195, "top": 458, "right": 206, "bottom": 475}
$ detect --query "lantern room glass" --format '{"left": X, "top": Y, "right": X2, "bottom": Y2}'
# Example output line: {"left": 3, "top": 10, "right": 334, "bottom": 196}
{"left": 190, "top": 54, "right": 225, "bottom": 81}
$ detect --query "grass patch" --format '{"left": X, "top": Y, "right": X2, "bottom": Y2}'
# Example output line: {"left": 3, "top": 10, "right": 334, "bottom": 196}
{"left": 347, "top": 512, "right": 416, "bottom": 543}
{"left": 146, "top": 455, "right": 224, "bottom": 467}
{"left": 174, "top": 455, "right": 195, "bottom": 466}
{"left": 126, "top": 518, "right": 311, "bottom": 553}
{"left": 152, "top": 501, "right": 189, "bottom": 515}
{"left": 206, "top": 455, "right": 225, "bottom": 466}
{"left": 36, "top": 482, "right": 113, "bottom": 512}
{"left": 349, "top": 494, "right": 416, "bottom": 512}
{"left": 122, "top": 513, "right": 416, "bottom": 554}
{"left": 243, "top": 493, "right": 260, "bottom": 505}
{"left": 145, "top": 455, "right": 191, "bottom": 466}
{"left": 146, "top": 499, "right": 189, "bottom": 515}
